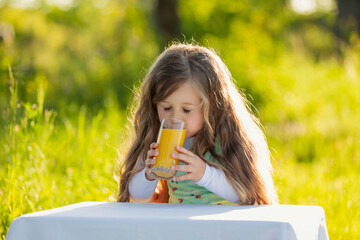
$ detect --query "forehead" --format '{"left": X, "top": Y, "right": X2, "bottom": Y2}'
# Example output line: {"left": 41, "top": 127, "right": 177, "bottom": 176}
{"left": 160, "top": 81, "right": 202, "bottom": 105}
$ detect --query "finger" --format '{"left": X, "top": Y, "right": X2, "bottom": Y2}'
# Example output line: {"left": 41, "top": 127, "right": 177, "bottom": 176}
{"left": 145, "top": 173, "right": 156, "bottom": 181}
{"left": 145, "top": 167, "right": 152, "bottom": 175}
{"left": 171, "top": 164, "right": 192, "bottom": 173}
{"left": 145, "top": 164, "right": 158, "bottom": 181}
{"left": 147, "top": 149, "right": 159, "bottom": 159}
{"left": 145, "top": 168, "right": 156, "bottom": 179}
{"left": 173, "top": 173, "right": 192, "bottom": 182}
{"left": 171, "top": 152, "right": 193, "bottom": 164}
{"left": 175, "top": 145, "right": 195, "bottom": 156}
{"left": 150, "top": 142, "right": 159, "bottom": 150}
{"left": 145, "top": 158, "right": 156, "bottom": 166}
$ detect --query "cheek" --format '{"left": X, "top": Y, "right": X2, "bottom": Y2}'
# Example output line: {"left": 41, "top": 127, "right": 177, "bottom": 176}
{"left": 156, "top": 107, "right": 162, "bottom": 119}
{"left": 191, "top": 112, "right": 205, "bottom": 130}
{"left": 197, "top": 116, "right": 205, "bottom": 130}
{"left": 157, "top": 108, "right": 167, "bottom": 121}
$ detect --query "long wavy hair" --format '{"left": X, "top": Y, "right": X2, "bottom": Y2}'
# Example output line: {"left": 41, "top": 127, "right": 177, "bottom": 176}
{"left": 117, "top": 42, "right": 277, "bottom": 205}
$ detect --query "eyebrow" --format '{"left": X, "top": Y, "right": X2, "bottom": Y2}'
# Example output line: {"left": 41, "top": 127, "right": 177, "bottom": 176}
{"left": 160, "top": 101, "right": 199, "bottom": 106}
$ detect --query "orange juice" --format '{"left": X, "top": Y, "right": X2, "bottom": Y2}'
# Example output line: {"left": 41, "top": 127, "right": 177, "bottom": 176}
{"left": 151, "top": 128, "right": 186, "bottom": 179}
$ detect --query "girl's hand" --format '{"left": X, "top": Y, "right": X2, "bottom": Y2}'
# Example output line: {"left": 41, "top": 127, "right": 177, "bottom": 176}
{"left": 144, "top": 142, "right": 159, "bottom": 181}
{"left": 170, "top": 146, "right": 206, "bottom": 182}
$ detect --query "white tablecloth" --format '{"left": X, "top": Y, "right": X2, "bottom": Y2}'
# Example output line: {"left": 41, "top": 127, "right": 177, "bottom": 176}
{"left": 6, "top": 202, "right": 329, "bottom": 240}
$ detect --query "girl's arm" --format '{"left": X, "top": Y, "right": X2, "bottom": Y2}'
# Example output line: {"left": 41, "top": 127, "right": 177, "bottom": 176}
{"left": 171, "top": 146, "right": 239, "bottom": 203}
{"left": 129, "top": 143, "right": 160, "bottom": 202}
{"left": 129, "top": 167, "right": 159, "bottom": 202}
{"left": 195, "top": 163, "right": 239, "bottom": 203}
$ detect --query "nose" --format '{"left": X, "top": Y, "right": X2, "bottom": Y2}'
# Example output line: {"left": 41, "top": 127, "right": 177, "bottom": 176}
{"left": 170, "top": 111, "right": 185, "bottom": 125}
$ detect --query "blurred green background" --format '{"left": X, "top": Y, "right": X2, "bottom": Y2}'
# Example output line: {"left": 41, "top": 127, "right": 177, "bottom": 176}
{"left": 1, "top": 0, "right": 359, "bottom": 239}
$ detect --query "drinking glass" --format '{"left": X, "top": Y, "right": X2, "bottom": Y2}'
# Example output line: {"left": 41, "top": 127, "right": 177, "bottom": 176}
{"left": 151, "top": 118, "right": 186, "bottom": 180}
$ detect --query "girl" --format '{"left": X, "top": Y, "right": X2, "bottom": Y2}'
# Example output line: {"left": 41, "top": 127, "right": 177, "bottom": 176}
{"left": 117, "top": 42, "right": 278, "bottom": 205}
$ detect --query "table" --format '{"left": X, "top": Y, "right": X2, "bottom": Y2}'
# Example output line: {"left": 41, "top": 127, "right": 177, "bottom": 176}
{"left": 6, "top": 202, "right": 329, "bottom": 240}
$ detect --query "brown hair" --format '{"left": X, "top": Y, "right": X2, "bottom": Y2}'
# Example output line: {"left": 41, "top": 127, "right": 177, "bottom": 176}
{"left": 117, "top": 42, "right": 277, "bottom": 204}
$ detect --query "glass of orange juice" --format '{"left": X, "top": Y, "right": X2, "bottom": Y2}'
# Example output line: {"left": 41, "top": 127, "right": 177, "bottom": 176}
{"left": 151, "top": 118, "right": 186, "bottom": 180}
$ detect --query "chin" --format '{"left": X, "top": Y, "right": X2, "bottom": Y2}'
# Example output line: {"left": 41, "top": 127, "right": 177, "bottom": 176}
{"left": 185, "top": 132, "right": 195, "bottom": 138}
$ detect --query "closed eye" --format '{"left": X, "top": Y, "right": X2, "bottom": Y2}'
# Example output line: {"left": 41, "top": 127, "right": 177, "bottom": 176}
{"left": 183, "top": 109, "right": 190, "bottom": 113}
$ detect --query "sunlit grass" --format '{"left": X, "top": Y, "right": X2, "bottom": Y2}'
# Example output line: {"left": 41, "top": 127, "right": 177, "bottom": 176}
{"left": 0, "top": 67, "right": 130, "bottom": 239}
{"left": 266, "top": 49, "right": 360, "bottom": 239}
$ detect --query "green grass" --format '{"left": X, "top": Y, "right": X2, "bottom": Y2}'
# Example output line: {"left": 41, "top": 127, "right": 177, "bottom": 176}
{"left": 1, "top": 45, "right": 360, "bottom": 239}
{"left": 0, "top": 67, "right": 130, "bottom": 239}
{"left": 265, "top": 49, "right": 360, "bottom": 238}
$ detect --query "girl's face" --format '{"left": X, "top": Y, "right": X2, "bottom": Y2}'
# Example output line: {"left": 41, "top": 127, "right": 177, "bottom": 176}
{"left": 156, "top": 81, "right": 204, "bottom": 138}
